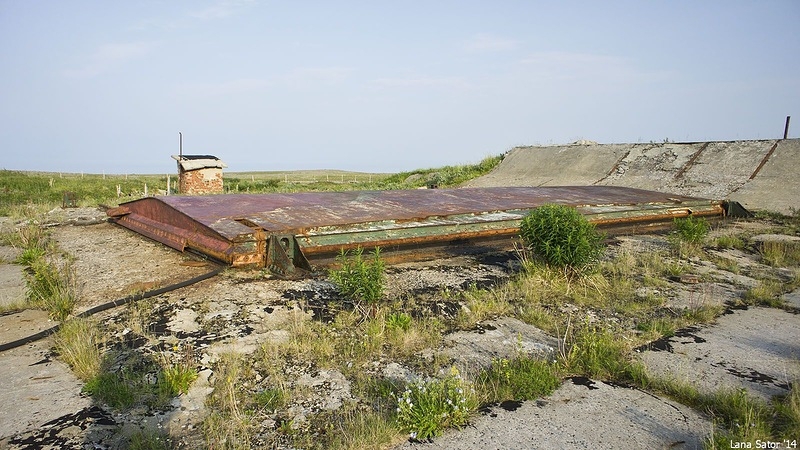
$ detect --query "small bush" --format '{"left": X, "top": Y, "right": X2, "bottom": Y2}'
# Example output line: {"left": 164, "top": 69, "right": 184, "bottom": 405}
{"left": 329, "top": 247, "right": 385, "bottom": 305}
{"left": 519, "top": 204, "right": 604, "bottom": 273}
{"left": 395, "top": 367, "right": 478, "bottom": 440}
{"left": 15, "top": 246, "right": 46, "bottom": 266}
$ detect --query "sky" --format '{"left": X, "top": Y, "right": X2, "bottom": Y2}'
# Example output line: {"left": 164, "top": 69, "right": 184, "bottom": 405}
{"left": 1, "top": 1, "right": 798, "bottom": 174}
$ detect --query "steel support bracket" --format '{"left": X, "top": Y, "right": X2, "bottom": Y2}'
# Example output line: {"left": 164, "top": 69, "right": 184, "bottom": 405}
{"left": 266, "top": 234, "right": 312, "bottom": 278}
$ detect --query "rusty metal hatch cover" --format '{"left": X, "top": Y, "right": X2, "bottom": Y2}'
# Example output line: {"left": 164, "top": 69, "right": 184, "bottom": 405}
{"left": 106, "top": 186, "right": 725, "bottom": 275}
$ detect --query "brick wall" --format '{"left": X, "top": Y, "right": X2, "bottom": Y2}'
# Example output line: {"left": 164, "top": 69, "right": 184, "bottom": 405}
{"left": 179, "top": 168, "right": 223, "bottom": 194}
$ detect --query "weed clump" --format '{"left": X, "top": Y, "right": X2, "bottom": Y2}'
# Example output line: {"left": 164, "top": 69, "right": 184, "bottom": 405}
{"left": 395, "top": 367, "right": 478, "bottom": 440}
{"left": 671, "top": 216, "right": 710, "bottom": 258}
{"left": 519, "top": 204, "right": 604, "bottom": 274}
{"left": 329, "top": 247, "right": 385, "bottom": 306}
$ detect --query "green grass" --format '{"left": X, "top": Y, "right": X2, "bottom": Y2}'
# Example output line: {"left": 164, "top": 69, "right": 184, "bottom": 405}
{"left": 379, "top": 155, "right": 503, "bottom": 189}
{"left": 158, "top": 361, "right": 198, "bottom": 397}
{"left": 759, "top": 240, "right": 800, "bottom": 268}
{"left": 0, "top": 156, "right": 501, "bottom": 216}
{"left": 53, "top": 318, "right": 104, "bottom": 381}
{"left": 83, "top": 371, "right": 139, "bottom": 409}
{"left": 636, "top": 372, "right": 800, "bottom": 448}
{"left": 477, "top": 357, "right": 562, "bottom": 403}
{"left": 671, "top": 216, "right": 711, "bottom": 258}
{"left": 742, "top": 279, "right": 788, "bottom": 307}
{"left": 559, "top": 323, "right": 636, "bottom": 381}
{"left": 24, "top": 259, "right": 78, "bottom": 320}
{"left": 0, "top": 170, "right": 169, "bottom": 215}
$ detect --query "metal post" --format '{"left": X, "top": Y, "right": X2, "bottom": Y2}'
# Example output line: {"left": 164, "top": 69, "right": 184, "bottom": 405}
{"left": 784, "top": 116, "right": 791, "bottom": 139}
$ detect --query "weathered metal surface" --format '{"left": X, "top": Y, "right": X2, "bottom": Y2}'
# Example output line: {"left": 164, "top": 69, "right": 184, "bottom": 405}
{"left": 107, "top": 186, "right": 725, "bottom": 272}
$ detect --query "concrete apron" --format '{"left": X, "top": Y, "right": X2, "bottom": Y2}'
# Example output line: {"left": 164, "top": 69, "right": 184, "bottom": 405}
{"left": 396, "top": 301, "right": 800, "bottom": 449}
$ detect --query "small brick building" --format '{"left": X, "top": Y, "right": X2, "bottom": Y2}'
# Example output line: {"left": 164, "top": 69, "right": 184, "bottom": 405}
{"left": 171, "top": 155, "right": 227, "bottom": 195}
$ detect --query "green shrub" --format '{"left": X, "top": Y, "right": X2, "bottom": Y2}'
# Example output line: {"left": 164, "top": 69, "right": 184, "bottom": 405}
{"left": 395, "top": 367, "right": 478, "bottom": 440}
{"left": 714, "top": 234, "right": 745, "bottom": 250}
{"left": 519, "top": 204, "right": 604, "bottom": 273}
{"left": 329, "top": 247, "right": 385, "bottom": 305}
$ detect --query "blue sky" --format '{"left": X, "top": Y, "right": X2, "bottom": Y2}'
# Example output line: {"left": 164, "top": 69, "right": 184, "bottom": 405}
{"left": 1, "top": 1, "right": 798, "bottom": 174}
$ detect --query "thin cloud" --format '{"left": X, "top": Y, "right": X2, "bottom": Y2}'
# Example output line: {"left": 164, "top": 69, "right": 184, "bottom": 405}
{"left": 177, "top": 78, "right": 272, "bottom": 97}
{"left": 463, "top": 33, "right": 521, "bottom": 52}
{"left": 188, "top": 0, "right": 257, "bottom": 21}
{"left": 284, "top": 67, "right": 355, "bottom": 87}
{"left": 63, "top": 42, "right": 155, "bottom": 78}
{"left": 372, "top": 76, "right": 472, "bottom": 90}
{"left": 131, "top": 0, "right": 257, "bottom": 30}
{"left": 516, "top": 51, "right": 675, "bottom": 83}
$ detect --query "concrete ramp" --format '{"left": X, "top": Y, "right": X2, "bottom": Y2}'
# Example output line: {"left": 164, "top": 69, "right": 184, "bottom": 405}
{"left": 729, "top": 139, "right": 800, "bottom": 213}
{"left": 469, "top": 143, "right": 629, "bottom": 187}
{"left": 466, "top": 139, "right": 797, "bottom": 214}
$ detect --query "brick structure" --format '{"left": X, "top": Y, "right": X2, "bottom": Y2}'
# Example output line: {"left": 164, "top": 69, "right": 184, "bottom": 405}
{"left": 171, "top": 155, "right": 227, "bottom": 195}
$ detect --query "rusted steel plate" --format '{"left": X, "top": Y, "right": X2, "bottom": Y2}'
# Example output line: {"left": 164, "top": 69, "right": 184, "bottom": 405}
{"left": 107, "top": 186, "right": 724, "bottom": 269}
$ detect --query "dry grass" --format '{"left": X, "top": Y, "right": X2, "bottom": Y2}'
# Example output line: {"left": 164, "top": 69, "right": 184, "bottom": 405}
{"left": 53, "top": 318, "right": 104, "bottom": 381}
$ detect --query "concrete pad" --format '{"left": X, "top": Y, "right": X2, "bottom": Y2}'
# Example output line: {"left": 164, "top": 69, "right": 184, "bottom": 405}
{"left": 394, "top": 377, "right": 710, "bottom": 449}
{"left": 639, "top": 307, "right": 800, "bottom": 402}
{"left": 783, "top": 289, "right": 800, "bottom": 310}
{"left": 0, "top": 263, "right": 26, "bottom": 307}
{"left": 441, "top": 317, "right": 558, "bottom": 376}
{"left": 0, "top": 310, "right": 91, "bottom": 440}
